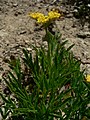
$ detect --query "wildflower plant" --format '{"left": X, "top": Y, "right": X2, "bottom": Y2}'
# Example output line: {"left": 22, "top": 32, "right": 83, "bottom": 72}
{"left": 0, "top": 11, "right": 90, "bottom": 120}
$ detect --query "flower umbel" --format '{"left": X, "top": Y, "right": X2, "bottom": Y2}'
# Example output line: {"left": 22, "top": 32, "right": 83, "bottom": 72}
{"left": 37, "top": 15, "right": 49, "bottom": 24}
{"left": 28, "top": 12, "right": 44, "bottom": 20}
{"left": 86, "top": 75, "right": 90, "bottom": 82}
{"left": 48, "top": 11, "right": 61, "bottom": 20}
{"left": 28, "top": 10, "right": 61, "bottom": 24}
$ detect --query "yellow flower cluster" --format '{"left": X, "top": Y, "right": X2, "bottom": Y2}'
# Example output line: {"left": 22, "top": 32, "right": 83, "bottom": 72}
{"left": 48, "top": 11, "right": 61, "bottom": 20}
{"left": 29, "top": 10, "right": 61, "bottom": 24}
{"left": 29, "top": 12, "right": 44, "bottom": 19}
{"left": 86, "top": 75, "right": 90, "bottom": 82}
{"left": 37, "top": 15, "right": 49, "bottom": 24}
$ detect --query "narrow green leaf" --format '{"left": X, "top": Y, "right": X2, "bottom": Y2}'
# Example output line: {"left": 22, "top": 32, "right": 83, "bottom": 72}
{"left": 67, "top": 44, "right": 75, "bottom": 51}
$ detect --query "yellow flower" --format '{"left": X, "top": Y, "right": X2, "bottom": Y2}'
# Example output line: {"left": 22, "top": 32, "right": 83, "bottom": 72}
{"left": 86, "top": 75, "right": 90, "bottom": 82}
{"left": 28, "top": 10, "right": 61, "bottom": 25}
{"left": 37, "top": 16, "right": 49, "bottom": 24}
{"left": 28, "top": 12, "right": 44, "bottom": 19}
{"left": 48, "top": 11, "right": 61, "bottom": 20}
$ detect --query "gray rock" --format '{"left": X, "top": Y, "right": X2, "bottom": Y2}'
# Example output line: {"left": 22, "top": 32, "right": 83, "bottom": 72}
{"left": 66, "top": 13, "right": 73, "bottom": 18}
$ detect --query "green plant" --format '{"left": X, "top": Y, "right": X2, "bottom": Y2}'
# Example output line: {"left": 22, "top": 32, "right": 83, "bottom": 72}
{"left": 0, "top": 30, "right": 90, "bottom": 120}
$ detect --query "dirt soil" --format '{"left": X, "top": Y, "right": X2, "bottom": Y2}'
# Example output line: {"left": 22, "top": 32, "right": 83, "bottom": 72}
{"left": 0, "top": 0, "right": 90, "bottom": 85}
{"left": 0, "top": 0, "right": 90, "bottom": 119}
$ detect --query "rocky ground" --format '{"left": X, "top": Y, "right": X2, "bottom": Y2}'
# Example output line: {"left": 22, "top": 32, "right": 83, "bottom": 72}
{"left": 0, "top": 0, "right": 90, "bottom": 119}
{"left": 0, "top": 0, "right": 90, "bottom": 95}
